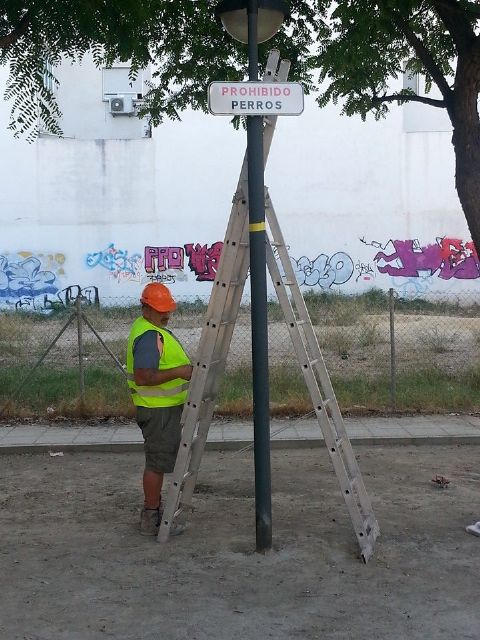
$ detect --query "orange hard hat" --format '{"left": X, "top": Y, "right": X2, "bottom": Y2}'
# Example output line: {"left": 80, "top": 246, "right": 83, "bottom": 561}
{"left": 140, "top": 283, "right": 176, "bottom": 313}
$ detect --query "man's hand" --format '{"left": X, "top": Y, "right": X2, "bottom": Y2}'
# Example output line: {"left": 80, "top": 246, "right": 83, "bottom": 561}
{"left": 177, "top": 364, "right": 194, "bottom": 380}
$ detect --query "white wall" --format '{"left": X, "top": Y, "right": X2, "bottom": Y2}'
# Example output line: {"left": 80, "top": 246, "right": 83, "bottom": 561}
{"left": 0, "top": 57, "right": 477, "bottom": 312}
{"left": 52, "top": 54, "right": 150, "bottom": 140}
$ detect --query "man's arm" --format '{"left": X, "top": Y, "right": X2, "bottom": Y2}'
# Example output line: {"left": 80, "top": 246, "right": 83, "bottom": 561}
{"left": 134, "top": 365, "right": 193, "bottom": 386}
{"left": 132, "top": 330, "right": 193, "bottom": 386}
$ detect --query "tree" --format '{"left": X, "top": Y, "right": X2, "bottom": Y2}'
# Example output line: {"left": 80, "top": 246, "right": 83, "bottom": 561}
{"left": 0, "top": 1, "right": 319, "bottom": 139}
{"left": 2, "top": 2, "right": 480, "bottom": 256}
{"left": 313, "top": 0, "right": 480, "bottom": 260}
{"left": 0, "top": 1, "right": 169, "bottom": 138}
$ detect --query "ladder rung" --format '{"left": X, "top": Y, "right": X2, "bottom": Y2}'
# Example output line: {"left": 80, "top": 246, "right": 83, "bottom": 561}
{"left": 334, "top": 437, "right": 344, "bottom": 449}
{"left": 183, "top": 470, "right": 194, "bottom": 482}
{"left": 173, "top": 507, "right": 184, "bottom": 519}
{"left": 349, "top": 476, "right": 359, "bottom": 490}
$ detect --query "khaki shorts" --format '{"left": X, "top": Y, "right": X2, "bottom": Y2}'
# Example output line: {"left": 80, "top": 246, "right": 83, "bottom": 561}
{"left": 136, "top": 405, "right": 183, "bottom": 473}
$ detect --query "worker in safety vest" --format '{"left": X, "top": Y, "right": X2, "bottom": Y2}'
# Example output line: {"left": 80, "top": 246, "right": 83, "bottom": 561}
{"left": 127, "top": 282, "right": 193, "bottom": 536}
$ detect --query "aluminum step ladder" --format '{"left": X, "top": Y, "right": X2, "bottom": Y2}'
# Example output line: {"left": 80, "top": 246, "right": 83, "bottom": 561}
{"left": 158, "top": 52, "right": 380, "bottom": 562}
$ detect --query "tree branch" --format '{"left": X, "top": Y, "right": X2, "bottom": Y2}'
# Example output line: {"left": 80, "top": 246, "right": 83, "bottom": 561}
{"left": 431, "top": 0, "right": 476, "bottom": 52}
{"left": 0, "top": 12, "right": 30, "bottom": 49}
{"left": 372, "top": 93, "right": 446, "bottom": 108}
{"left": 382, "top": 4, "right": 453, "bottom": 103}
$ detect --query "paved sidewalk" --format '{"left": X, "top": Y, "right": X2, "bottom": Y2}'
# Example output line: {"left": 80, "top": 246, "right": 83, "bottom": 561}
{"left": 1, "top": 413, "right": 480, "bottom": 454}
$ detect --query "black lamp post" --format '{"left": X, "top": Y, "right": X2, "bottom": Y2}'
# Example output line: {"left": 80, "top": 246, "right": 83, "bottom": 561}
{"left": 215, "top": 0, "right": 289, "bottom": 552}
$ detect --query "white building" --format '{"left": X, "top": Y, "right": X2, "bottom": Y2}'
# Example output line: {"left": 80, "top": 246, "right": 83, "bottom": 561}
{"left": 0, "top": 53, "right": 477, "bottom": 311}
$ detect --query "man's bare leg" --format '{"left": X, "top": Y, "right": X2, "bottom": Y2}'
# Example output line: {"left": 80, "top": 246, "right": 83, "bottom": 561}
{"left": 143, "top": 469, "right": 164, "bottom": 509}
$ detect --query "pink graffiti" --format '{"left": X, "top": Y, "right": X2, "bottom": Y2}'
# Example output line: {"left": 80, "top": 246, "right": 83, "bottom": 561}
{"left": 184, "top": 242, "right": 223, "bottom": 282}
{"left": 373, "top": 238, "right": 480, "bottom": 280}
{"left": 144, "top": 246, "right": 184, "bottom": 273}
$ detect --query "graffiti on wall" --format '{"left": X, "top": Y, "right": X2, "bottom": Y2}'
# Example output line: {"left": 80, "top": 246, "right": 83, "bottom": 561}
{"left": 147, "top": 272, "right": 188, "bottom": 284}
{"left": 390, "top": 275, "right": 435, "bottom": 297}
{"left": 15, "top": 285, "right": 100, "bottom": 311}
{"left": 144, "top": 246, "right": 188, "bottom": 283}
{"left": 73, "top": 233, "right": 480, "bottom": 296}
{"left": 355, "top": 261, "right": 375, "bottom": 282}
{"left": 144, "top": 246, "right": 184, "bottom": 273}
{"left": 86, "top": 243, "right": 142, "bottom": 282}
{"left": 361, "top": 236, "right": 480, "bottom": 280}
{"left": 0, "top": 253, "right": 64, "bottom": 300}
{"left": 184, "top": 242, "right": 223, "bottom": 282}
{"left": 144, "top": 242, "right": 224, "bottom": 282}
{"left": 290, "top": 252, "right": 355, "bottom": 289}
{"left": 86, "top": 242, "right": 224, "bottom": 283}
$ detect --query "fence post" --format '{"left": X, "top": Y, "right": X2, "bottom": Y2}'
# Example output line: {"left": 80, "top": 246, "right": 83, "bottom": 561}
{"left": 389, "top": 288, "right": 396, "bottom": 411}
{"left": 76, "top": 296, "right": 86, "bottom": 408}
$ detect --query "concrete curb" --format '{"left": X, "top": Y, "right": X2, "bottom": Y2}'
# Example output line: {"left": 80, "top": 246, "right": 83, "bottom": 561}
{"left": 2, "top": 434, "right": 480, "bottom": 455}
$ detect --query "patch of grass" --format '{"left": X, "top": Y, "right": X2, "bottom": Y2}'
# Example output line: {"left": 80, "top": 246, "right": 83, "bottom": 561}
{"left": 421, "top": 326, "right": 456, "bottom": 354}
{"left": 81, "top": 338, "right": 126, "bottom": 361}
{"left": 216, "top": 365, "right": 480, "bottom": 416}
{"left": 357, "top": 288, "right": 389, "bottom": 310}
{"left": 0, "top": 314, "right": 30, "bottom": 342}
{"left": 217, "top": 363, "right": 309, "bottom": 416}
{"left": 176, "top": 297, "right": 208, "bottom": 316}
{"left": 267, "top": 299, "right": 284, "bottom": 322}
{"left": 307, "top": 367, "right": 480, "bottom": 415}
{"left": 357, "top": 321, "right": 383, "bottom": 348}
{"left": 1, "top": 361, "right": 480, "bottom": 419}
{"left": 0, "top": 366, "right": 132, "bottom": 417}
{"left": 0, "top": 314, "right": 33, "bottom": 355}
{"left": 394, "top": 296, "right": 480, "bottom": 317}
{"left": 319, "top": 329, "right": 353, "bottom": 357}
{"left": 303, "top": 291, "right": 363, "bottom": 327}
{"left": 392, "top": 367, "right": 480, "bottom": 413}
{"left": 471, "top": 328, "right": 480, "bottom": 346}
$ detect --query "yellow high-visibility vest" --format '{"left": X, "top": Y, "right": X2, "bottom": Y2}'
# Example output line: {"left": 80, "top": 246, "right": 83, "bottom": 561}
{"left": 126, "top": 316, "right": 191, "bottom": 408}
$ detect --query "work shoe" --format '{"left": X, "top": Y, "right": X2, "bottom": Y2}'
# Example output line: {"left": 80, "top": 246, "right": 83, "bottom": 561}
{"left": 466, "top": 521, "right": 480, "bottom": 537}
{"left": 139, "top": 507, "right": 160, "bottom": 536}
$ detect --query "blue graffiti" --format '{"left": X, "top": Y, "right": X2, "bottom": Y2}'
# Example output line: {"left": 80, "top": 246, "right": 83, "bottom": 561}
{"left": 86, "top": 243, "right": 141, "bottom": 277}
{"left": 391, "top": 274, "right": 435, "bottom": 297}
{"left": 0, "top": 255, "right": 58, "bottom": 298}
{"left": 290, "top": 252, "right": 354, "bottom": 289}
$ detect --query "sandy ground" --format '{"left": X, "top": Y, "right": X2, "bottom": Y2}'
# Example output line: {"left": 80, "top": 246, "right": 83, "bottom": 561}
{"left": 0, "top": 444, "right": 479, "bottom": 640}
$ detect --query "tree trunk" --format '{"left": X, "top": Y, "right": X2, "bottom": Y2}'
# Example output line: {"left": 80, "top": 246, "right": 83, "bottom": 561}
{"left": 451, "top": 54, "right": 480, "bottom": 259}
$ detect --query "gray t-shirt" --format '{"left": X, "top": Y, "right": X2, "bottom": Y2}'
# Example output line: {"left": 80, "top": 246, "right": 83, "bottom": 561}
{"left": 133, "top": 330, "right": 163, "bottom": 369}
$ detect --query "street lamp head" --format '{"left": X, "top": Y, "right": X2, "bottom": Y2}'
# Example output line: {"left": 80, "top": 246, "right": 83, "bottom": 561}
{"left": 215, "top": 0, "right": 289, "bottom": 44}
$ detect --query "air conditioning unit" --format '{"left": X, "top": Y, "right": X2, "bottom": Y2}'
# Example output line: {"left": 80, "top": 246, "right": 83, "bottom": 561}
{"left": 109, "top": 95, "right": 135, "bottom": 115}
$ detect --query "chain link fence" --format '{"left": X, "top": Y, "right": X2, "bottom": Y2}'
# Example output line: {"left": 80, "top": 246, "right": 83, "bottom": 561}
{"left": 0, "top": 288, "right": 479, "bottom": 416}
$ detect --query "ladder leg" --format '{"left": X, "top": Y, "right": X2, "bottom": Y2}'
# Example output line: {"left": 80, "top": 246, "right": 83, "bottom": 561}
{"left": 265, "top": 194, "right": 380, "bottom": 562}
{"left": 157, "top": 214, "right": 250, "bottom": 542}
